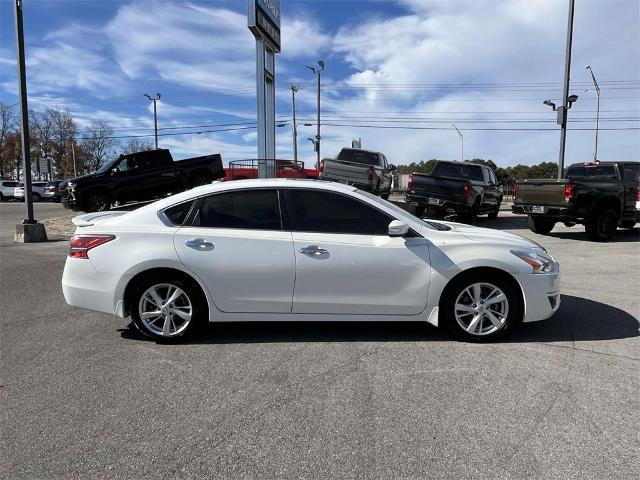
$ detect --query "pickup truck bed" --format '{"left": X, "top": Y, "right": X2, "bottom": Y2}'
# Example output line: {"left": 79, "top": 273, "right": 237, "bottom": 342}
{"left": 320, "top": 148, "right": 394, "bottom": 198}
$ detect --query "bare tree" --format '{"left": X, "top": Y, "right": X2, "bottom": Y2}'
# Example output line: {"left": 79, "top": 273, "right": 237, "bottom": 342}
{"left": 0, "top": 102, "right": 16, "bottom": 178}
{"left": 120, "top": 137, "right": 154, "bottom": 155}
{"left": 50, "top": 109, "right": 79, "bottom": 177}
{"left": 29, "top": 108, "right": 56, "bottom": 179}
{"left": 81, "top": 121, "right": 117, "bottom": 172}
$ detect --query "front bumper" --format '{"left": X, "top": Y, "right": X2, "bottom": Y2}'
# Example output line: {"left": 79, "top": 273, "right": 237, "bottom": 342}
{"left": 514, "top": 271, "right": 561, "bottom": 322}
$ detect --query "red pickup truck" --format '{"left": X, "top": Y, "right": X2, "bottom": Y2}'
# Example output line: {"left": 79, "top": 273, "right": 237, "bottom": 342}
{"left": 224, "top": 159, "right": 319, "bottom": 181}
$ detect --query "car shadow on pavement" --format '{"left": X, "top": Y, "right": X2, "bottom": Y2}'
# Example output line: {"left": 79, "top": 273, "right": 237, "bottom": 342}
{"left": 119, "top": 295, "right": 638, "bottom": 345}
{"left": 548, "top": 228, "right": 639, "bottom": 243}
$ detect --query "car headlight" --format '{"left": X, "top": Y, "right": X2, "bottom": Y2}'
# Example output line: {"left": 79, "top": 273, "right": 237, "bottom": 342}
{"left": 511, "top": 249, "right": 557, "bottom": 273}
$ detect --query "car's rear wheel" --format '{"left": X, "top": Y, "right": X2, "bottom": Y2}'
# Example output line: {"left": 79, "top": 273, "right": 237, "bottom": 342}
{"left": 32, "top": 192, "right": 41, "bottom": 202}
{"left": 440, "top": 273, "right": 521, "bottom": 342}
{"left": 487, "top": 203, "right": 500, "bottom": 220}
{"left": 381, "top": 192, "right": 390, "bottom": 200}
{"left": 84, "top": 191, "right": 111, "bottom": 212}
{"left": 131, "top": 277, "right": 206, "bottom": 342}
{"left": 585, "top": 208, "right": 618, "bottom": 242}
{"left": 527, "top": 215, "right": 555, "bottom": 235}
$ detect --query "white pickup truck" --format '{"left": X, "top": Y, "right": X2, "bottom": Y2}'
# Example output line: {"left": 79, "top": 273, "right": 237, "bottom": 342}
{"left": 319, "top": 148, "right": 395, "bottom": 199}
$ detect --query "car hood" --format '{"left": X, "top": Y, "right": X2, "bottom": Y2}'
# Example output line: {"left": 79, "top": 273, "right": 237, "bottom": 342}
{"left": 422, "top": 220, "right": 543, "bottom": 250}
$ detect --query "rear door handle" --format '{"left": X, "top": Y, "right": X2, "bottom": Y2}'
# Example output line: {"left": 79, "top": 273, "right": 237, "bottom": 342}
{"left": 185, "top": 238, "right": 215, "bottom": 251}
{"left": 298, "top": 245, "right": 329, "bottom": 256}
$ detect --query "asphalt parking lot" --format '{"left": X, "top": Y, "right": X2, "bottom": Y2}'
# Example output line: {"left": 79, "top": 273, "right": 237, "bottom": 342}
{"left": 1, "top": 200, "right": 638, "bottom": 480}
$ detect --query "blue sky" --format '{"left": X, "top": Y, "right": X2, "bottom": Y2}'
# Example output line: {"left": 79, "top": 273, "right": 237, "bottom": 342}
{"left": 1, "top": 0, "right": 639, "bottom": 167}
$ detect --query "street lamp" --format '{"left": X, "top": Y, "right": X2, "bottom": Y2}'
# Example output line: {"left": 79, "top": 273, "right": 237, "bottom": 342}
{"left": 452, "top": 124, "right": 463, "bottom": 162}
{"left": 306, "top": 60, "right": 325, "bottom": 168}
{"left": 144, "top": 93, "right": 161, "bottom": 149}
{"left": 585, "top": 65, "right": 601, "bottom": 161}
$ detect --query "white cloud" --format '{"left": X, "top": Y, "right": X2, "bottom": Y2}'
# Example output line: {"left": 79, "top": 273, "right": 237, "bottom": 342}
{"left": 281, "top": 18, "right": 331, "bottom": 59}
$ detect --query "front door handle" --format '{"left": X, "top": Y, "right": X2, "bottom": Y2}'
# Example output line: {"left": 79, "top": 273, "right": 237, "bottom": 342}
{"left": 298, "top": 245, "right": 329, "bottom": 256}
{"left": 185, "top": 238, "right": 215, "bottom": 251}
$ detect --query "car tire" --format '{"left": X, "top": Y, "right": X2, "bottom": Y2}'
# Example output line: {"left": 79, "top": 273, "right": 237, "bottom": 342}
{"left": 411, "top": 205, "right": 425, "bottom": 218}
{"left": 130, "top": 275, "right": 207, "bottom": 342}
{"left": 381, "top": 192, "right": 390, "bottom": 200}
{"left": 0, "top": 193, "right": 3, "bottom": 202}
{"left": 440, "top": 272, "right": 522, "bottom": 342}
{"left": 460, "top": 201, "right": 480, "bottom": 225}
{"left": 619, "top": 220, "right": 636, "bottom": 229}
{"left": 32, "top": 192, "right": 41, "bottom": 202}
{"left": 487, "top": 203, "right": 500, "bottom": 220}
{"left": 585, "top": 208, "right": 618, "bottom": 242}
{"left": 84, "top": 191, "right": 111, "bottom": 212}
{"left": 527, "top": 215, "right": 555, "bottom": 235}
{"left": 190, "top": 173, "right": 211, "bottom": 188}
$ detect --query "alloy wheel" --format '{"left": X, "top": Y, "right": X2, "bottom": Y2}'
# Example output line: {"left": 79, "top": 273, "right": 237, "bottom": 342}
{"left": 138, "top": 283, "right": 193, "bottom": 337}
{"left": 454, "top": 282, "right": 509, "bottom": 336}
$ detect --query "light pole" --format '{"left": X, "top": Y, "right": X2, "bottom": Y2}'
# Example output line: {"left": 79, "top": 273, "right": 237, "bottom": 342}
{"left": 144, "top": 93, "right": 161, "bottom": 149}
{"left": 452, "top": 124, "right": 463, "bottom": 162}
{"left": 306, "top": 60, "right": 324, "bottom": 168}
{"left": 290, "top": 84, "right": 300, "bottom": 162}
{"left": 585, "top": 65, "right": 601, "bottom": 161}
{"left": 556, "top": 0, "right": 576, "bottom": 179}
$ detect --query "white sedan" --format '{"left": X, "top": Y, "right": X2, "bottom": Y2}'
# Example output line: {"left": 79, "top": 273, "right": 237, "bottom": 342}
{"left": 62, "top": 179, "right": 560, "bottom": 342}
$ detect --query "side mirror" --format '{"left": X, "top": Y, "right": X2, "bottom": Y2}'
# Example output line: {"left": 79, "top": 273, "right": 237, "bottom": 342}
{"left": 388, "top": 220, "right": 409, "bottom": 237}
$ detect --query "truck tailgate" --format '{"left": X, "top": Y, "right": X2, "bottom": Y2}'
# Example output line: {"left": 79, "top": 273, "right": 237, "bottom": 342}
{"left": 516, "top": 180, "right": 566, "bottom": 205}
{"left": 410, "top": 175, "right": 467, "bottom": 200}
{"left": 321, "top": 160, "right": 371, "bottom": 184}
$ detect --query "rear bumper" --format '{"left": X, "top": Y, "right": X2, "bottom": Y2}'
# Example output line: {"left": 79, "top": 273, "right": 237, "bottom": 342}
{"left": 405, "top": 194, "right": 471, "bottom": 214}
{"left": 512, "top": 204, "right": 578, "bottom": 219}
{"left": 320, "top": 174, "right": 375, "bottom": 191}
{"left": 514, "top": 271, "right": 561, "bottom": 323}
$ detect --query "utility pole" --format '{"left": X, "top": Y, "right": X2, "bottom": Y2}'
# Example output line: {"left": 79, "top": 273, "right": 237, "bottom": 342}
{"left": 71, "top": 141, "right": 77, "bottom": 177}
{"left": 144, "top": 93, "right": 161, "bottom": 149}
{"left": 452, "top": 124, "right": 464, "bottom": 162}
{"left": 557, "top": 0, "right": 576, "bottom": 179}
{"left": 585, "top": 65, "right": 601, "bottom": 161}
{"left": 306, "top": 61, "right": 324, "bottom": 168}
{"left": 291, "top": 84, "right": 300, "bottom": 162}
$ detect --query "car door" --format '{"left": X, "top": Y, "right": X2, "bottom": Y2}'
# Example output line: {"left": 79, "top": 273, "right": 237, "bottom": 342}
{"left": 285, "top": 188, "right": 431, "bottom": 315}
{"left": 173, "top": 188, "right": 295, "bottom": 313}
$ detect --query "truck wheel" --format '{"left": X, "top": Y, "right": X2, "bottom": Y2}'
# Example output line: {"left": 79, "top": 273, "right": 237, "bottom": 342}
{"left": 528, "top": 216, "right": 555, "bottom": 235}
{"left": 487, "top": 203, "right": 500, "bottom": 220}
{"left": 585, "top": 208, "right": 618, "bottom": 241}
{"left": 381, "top": 192, "right": 390, "bottom": 200}
{"left": 619, "top": 220, "right": 636, "bottom": 229}
{"left": 411, "top": 205, "right": 425, "bottom": 217}
{"left": 84, "top": 191, "right": 111, "bottom": 212}
{"left": 190, "top": 173, "right": 211, "bottom": 188}
{"left": 32, "top": 192, "right": 41, "bottom": 202}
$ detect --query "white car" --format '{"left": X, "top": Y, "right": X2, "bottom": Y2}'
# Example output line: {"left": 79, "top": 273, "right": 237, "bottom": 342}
{"left": 0, "top": 180, "right": 20, "bottom": 201}
{"left": 62, "top": 179, "right": 560, "bottom": 342}
{"left": 14, "top": 181, "right": 47, "bottom": 202}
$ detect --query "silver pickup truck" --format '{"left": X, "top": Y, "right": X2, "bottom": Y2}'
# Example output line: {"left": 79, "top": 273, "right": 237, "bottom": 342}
{"left": 319, "top": 148, "right": 395, "bottom": 199}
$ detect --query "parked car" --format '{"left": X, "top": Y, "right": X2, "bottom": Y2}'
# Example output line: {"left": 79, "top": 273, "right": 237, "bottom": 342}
{"left": 60, "top": 149, "right": 224, "bottom": 212}
{"left": 405, "top": 161, "right": 503, "bottom": 223}
{"left": 319, "top": 148, "right": 395, "bottom": 198}
{"left": 14, "top": 181, "right": 48, "bottom": 202}
{"left": 224, "top": 159, "right": 319, "bottom": 181}
{"left": 512, "top": 161, "right": 640, "bottom": 241}
{"left": 43, "top": 180, "right": 63, "bottom": 202}
{"left": 0, "top": 180, "right": 20, "bottom": 201}
{"left": 62, "top": 179, "right": 560, "bottom": 343}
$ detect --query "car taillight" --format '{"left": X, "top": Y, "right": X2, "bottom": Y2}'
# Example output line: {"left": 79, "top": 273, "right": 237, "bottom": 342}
{"left": 635, "top": 184, "right": 640, "bottom": 202}
{"left": 462, "top": 181, "right": 471, "bottom": 200}
{"left": 563, "top": 183, "right": 576, "bottom": 202}
{"left": 69, "top": 234, "right": 115, "bottom": 259}
{"left": 407, "top": 173, "right": 414, "bottom": 191}
{"left": 368, "top": 166, "right": 374, "bottom": 181}
{"left": 319, "top": 160, "right": 324, "bottom": 172}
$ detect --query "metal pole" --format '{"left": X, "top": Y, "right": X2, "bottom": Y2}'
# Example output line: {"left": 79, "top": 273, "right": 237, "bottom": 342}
{"left": 453, "top": 124, "right": 463, "bottom": 162}
{"left": 291, "top": 84, "right": 298, "bottom": 162}
{"left": 71, "top": 141, "right": 77, "bottom": 177}
{"left": 316, "top": 69, "right": 321, "bottom": 169}
{"left": 586, "top": 66, "right": 601, "bottom": 161}
{"left": 13, "top": 0, "right": 35, "bottom": 224}
{"left": 558, "top": 0, "right": 575, "bottom": 179}
{"left": 145, "top": 93, "right": 161, "bottom": 150}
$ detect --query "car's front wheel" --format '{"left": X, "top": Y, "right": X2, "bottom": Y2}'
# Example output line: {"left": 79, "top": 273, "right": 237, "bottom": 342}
{"left": 440, "top": 273, "right": 522, "bottom": 342}
{"left": 130, "top": 276, "right": 206, "bottom": 342}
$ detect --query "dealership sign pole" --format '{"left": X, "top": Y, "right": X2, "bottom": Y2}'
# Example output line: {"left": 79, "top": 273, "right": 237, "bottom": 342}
{"left": 248, "top": 0, "right": 281, "bottom": 177}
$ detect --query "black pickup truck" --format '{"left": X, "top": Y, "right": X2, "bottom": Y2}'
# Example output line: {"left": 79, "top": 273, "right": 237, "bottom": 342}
{"left": 61, "top": 149, "right": 223, "bottom": 212}
{"left": 405, "top": 161, "right": 503, "bottom": 223}
{"left": 512, "top": 161, "right": 640, "bottom": 241}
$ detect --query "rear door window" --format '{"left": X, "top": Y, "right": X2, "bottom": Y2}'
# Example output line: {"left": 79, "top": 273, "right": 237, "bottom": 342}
{"left": 190, "top": 189, "right": 282, "bottom": 230}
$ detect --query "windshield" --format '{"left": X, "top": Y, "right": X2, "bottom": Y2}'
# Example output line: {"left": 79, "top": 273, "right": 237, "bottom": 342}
{"left": 96, "top": 157, "right": 119, "bottom": 174}
{"left": 432, "top": 162, "right": 485, "bottom": 181}
{"left": 337, "top": 149, "right": 381, "bottom": 166}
